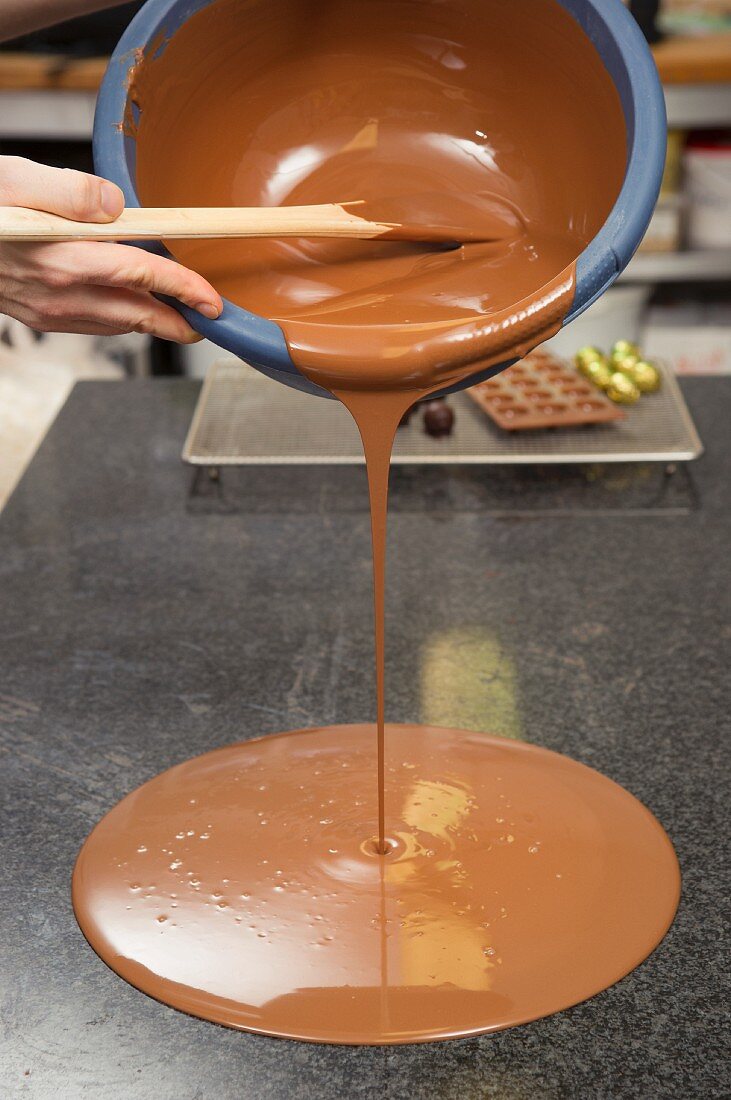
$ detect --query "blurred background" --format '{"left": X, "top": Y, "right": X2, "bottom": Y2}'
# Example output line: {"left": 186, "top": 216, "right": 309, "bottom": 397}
{"left": 0, "top": 0, "right": 729, "bottom": 504}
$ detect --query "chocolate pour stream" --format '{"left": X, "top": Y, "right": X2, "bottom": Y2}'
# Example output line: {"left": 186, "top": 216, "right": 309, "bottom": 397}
{"left": 335, "top": 389, "right": 409, "bottom": 853}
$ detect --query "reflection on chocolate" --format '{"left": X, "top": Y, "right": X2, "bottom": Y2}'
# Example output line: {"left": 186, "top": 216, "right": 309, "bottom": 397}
{"left": 73, "top": 0, "right": 681, "bottom": 1045}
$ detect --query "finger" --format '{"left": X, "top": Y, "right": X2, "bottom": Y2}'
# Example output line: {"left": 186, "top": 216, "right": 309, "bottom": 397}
{"left": 75, "top": 286, "right": 205, "bottom": 343}
{"left": 12, "top": 285, "right": 204, "bottom": 343}
{"left": 3, "top": 298, "right": 129, "bottom": 336}
{"left": 89, "top": 244, "right": 224, "bottom": 319}
{"left": 19, "top": 241, "right": 223, "bottom": 319}
{"left": 0, "top": 155, "right": 124, "bottom": 222}
{"left": 10, "top": 312, "right": 144, "bottom": 338}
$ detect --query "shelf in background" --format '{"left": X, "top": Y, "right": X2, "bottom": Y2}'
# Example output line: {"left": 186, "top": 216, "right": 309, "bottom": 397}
{"left": 0, "top": 51, "right": 729, "bottom": 137}
{"left": 654, "top": 32, "right": 731, "bottom": 125}
{"left": 620, "top": 249, "right": 731, "bottom": 283}
{"left": 653, "top": 33, "right": 731, "bottom": 86}
{"left": 0, "top": 34, "right": 730, "bottom": 137}
{"left": 0, "top": 52, "right": 106, "bottom": 90}
{"left": 2, "top": 81, "right": 720, "bottom": 142}
{"left": 0, "top": 89, "right": 95, "bottom": 139}
{"left": 0, "top": 53, "right": 103, "bottom": 138}
{"left": 664, "top": 82, "right": 731, "bottom": 128}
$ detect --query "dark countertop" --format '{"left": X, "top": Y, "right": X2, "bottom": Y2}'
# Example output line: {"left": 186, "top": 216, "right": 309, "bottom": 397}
{"left": 1, "top": 377, "right": 728, "bottom": 1099}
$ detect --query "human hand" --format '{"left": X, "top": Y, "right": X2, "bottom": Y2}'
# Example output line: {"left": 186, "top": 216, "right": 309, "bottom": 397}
{"left": 0, "top": 156, "right": 222, "bottom": 342}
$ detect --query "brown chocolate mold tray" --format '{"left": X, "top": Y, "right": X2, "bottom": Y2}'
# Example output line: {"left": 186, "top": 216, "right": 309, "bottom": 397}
{"left": 468, "top": 352, "right": 625, "bottom": 431}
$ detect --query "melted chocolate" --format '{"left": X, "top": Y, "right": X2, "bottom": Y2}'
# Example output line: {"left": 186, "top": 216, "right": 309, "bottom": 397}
{"left": 131, "top": 0, "right": 625, "bottom": 390}
{"left": 73, "top": 724, "right": 680, "bottom": 1044}
{"left": 73, "top": 0, "right": 681, "bottom": 1044}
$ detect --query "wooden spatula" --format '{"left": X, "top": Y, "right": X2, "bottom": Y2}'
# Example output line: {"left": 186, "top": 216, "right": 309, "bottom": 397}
{"left": 0, "top": 194, "right": 522, "bottom": 245}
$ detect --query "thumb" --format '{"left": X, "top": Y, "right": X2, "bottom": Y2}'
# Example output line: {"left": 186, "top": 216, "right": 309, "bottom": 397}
{"left": 0, "top": 156, "right": 124, "bottom": 222}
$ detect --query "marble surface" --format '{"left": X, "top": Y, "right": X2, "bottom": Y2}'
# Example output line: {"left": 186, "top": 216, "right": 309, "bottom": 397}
{"left": 0, "top": 377, "right": 728, "bottom": 1099}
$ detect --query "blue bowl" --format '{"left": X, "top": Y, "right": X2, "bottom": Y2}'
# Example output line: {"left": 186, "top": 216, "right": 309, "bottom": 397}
{"left": 94, "top": 0, "right": 666, "bottom": 398}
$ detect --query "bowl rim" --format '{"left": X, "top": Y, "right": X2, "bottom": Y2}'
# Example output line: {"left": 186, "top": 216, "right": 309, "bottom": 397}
{"left": 93, "top": 0, "right": 665, "bottom": 393}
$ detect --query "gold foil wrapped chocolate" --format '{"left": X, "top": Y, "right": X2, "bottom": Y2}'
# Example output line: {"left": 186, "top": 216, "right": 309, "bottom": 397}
{"left": 575, "top": 346, "right": 607, "bottom": 373}
{"left": 613, "top": 356, "right": 662, "bottom": 393}
{"left": 627, "top": 360, "right": 661, "bottom": 393}
{"left": 611, "top": 353, "right": 639, "bottom": 376}
{"left": 610, "top": 339, "right": 641, "bottom": 363}
{"left": 575, "top": 340, "right": 661, "bottom": 401}
{"left": 584, "top": 360, "right": 613, "bottom": 390}
{"left": 606, "top": 371, "right": 640, "bottom": 405}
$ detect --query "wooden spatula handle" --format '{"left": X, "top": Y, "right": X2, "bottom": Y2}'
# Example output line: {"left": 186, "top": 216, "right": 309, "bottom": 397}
{"left": 0, "top": 203, "right": 397, "bottom": 242}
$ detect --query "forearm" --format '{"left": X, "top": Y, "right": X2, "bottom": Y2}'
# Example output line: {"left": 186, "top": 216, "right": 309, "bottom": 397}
{"left": 0, "top": 2, "right": 127, "bottom": 43}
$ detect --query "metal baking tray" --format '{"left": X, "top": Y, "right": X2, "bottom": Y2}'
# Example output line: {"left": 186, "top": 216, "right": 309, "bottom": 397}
{"left": 183, "top": 358, "right": 703, "bottom": 467}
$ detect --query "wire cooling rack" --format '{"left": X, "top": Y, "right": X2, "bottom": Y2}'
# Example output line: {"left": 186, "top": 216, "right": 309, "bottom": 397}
{"left": 183, "top": 359, "right": 703, "bottom": 467}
